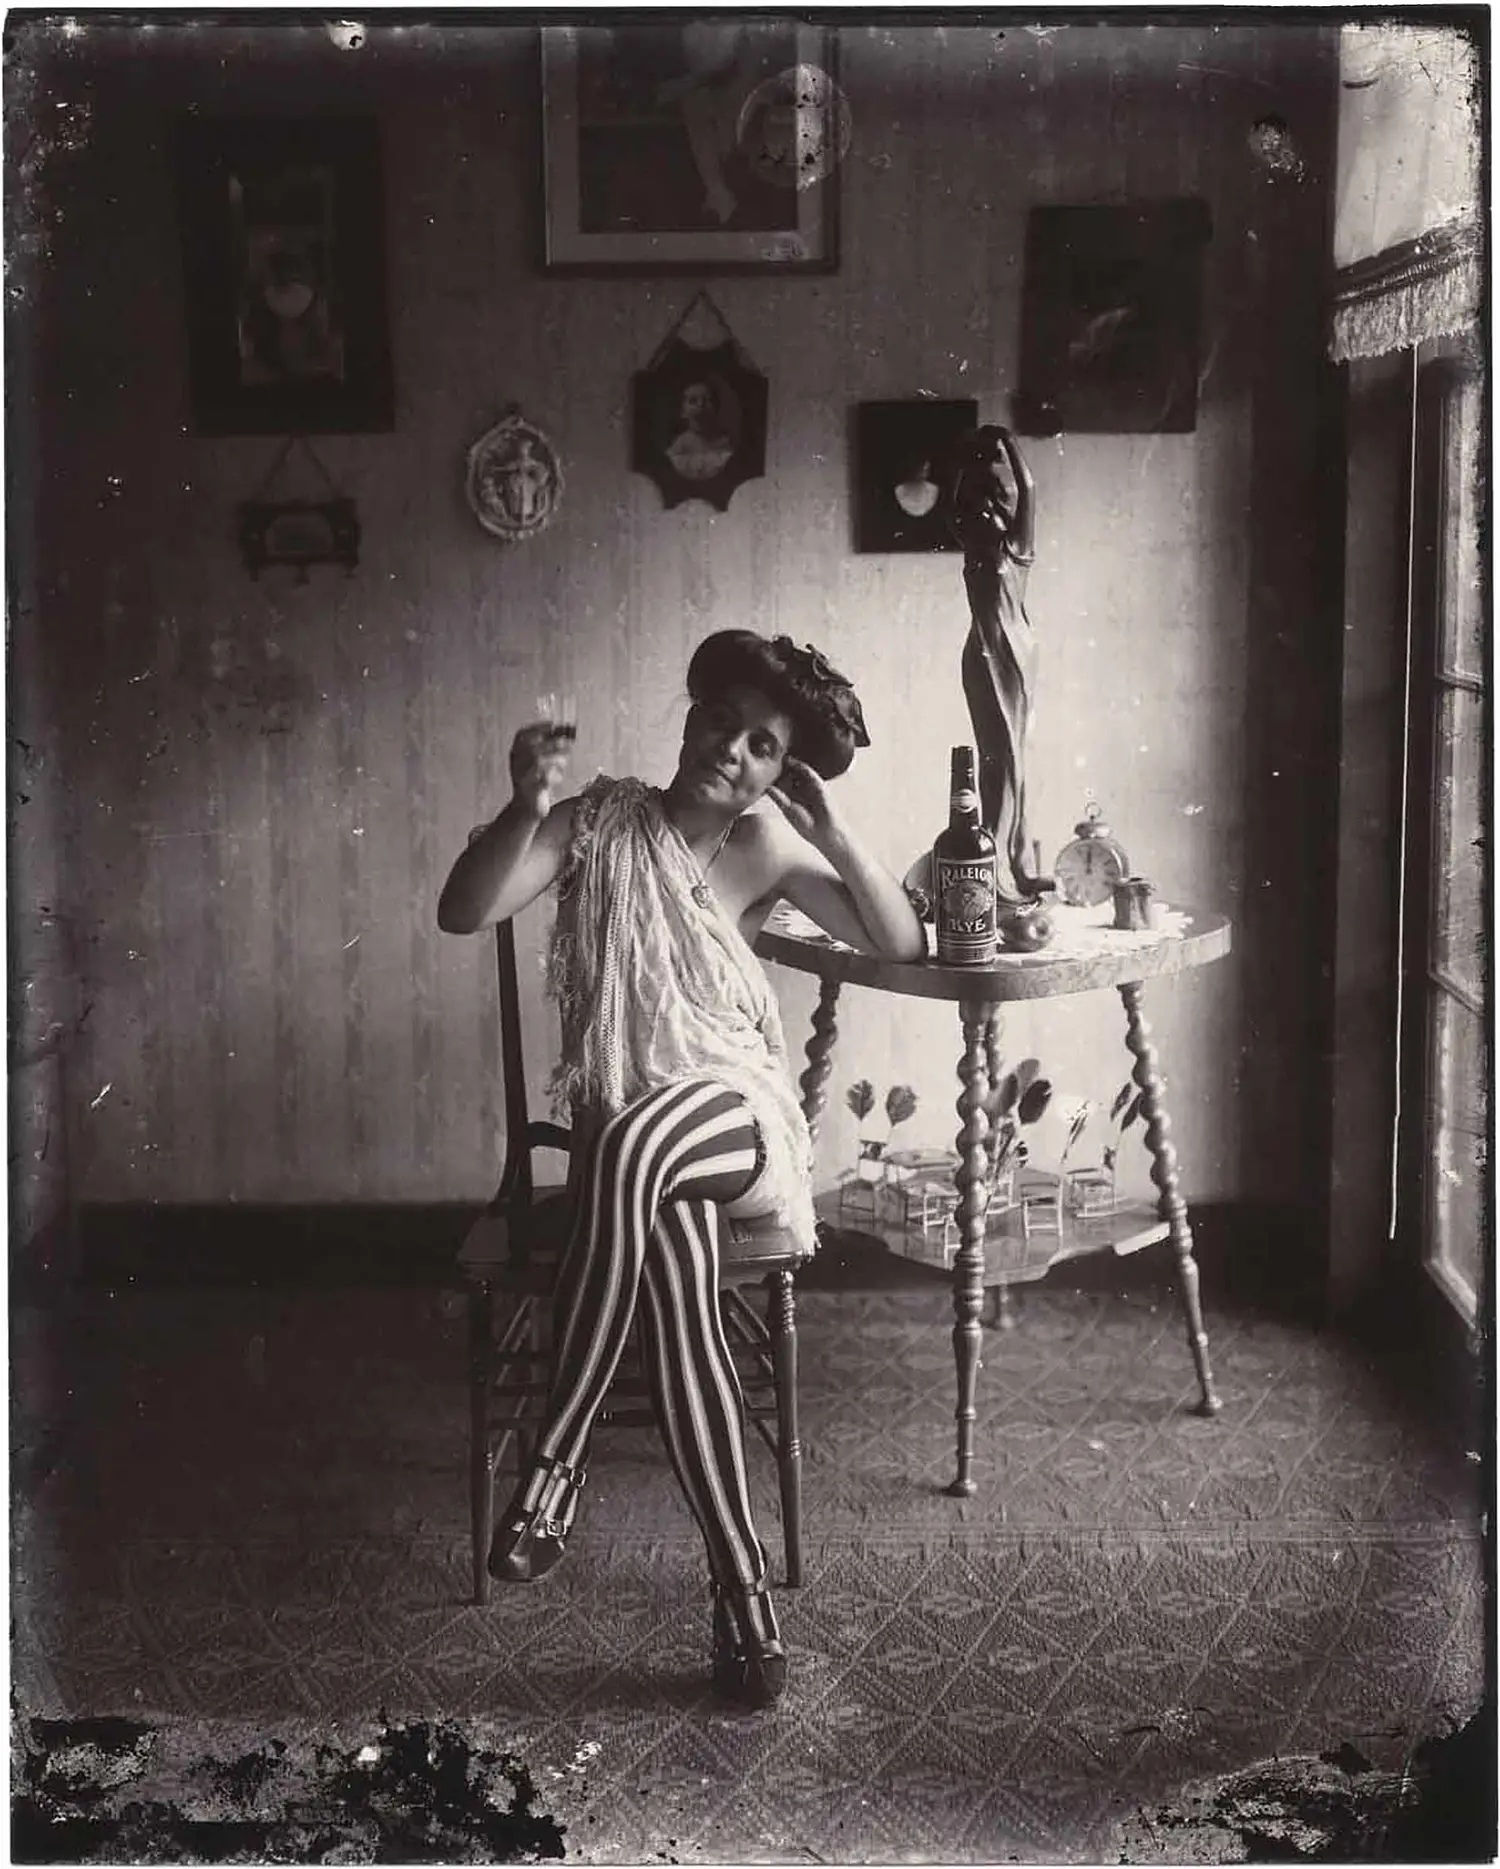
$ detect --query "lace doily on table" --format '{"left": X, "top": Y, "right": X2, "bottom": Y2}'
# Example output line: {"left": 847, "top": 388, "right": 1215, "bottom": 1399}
{"left": 763, "top": 899, "right": 1195, "bottom": 964}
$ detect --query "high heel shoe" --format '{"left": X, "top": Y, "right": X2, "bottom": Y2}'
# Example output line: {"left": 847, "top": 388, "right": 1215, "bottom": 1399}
{"left": 488, "top": 1453, "right": 586, "bottom": 1584}
{"left": 710, "top": 1582, "right": 788, "bottom": 1709}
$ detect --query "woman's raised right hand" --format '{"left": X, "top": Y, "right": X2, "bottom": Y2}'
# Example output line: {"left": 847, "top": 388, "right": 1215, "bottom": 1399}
{"left": 509, "top": 722, "right": 574, "bottom": 818}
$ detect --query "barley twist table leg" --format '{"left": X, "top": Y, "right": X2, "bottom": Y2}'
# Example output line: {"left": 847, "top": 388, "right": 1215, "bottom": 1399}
{"left": 797, "top": 977, "right": 842, "bottom": 1143}
{"left": 983, "top": 1010, "right": 1016, "bottom": 1330}
{"left": 983, "top": 1013, "right": 1005, "bottom": 1142}
{"left": 947, "top": 1001, "right": 996, "bottom": 1495}
{"left": 1119, "top": 980, "right": 1222, "bottom": 1417}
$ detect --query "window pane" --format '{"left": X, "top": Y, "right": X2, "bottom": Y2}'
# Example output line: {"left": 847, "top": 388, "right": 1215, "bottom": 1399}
{"left": 1440, "top": 372, "right": 1484, "bottom": 683}
{"left": 1426, "top": 990, "right": 1486, "bottom": 1318}
{"left": 1432, "top": 683, "right": 1485, "bottom": 1005}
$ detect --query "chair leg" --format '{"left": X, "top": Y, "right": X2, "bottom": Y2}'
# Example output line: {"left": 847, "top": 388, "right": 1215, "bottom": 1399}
{"left": 468, "top": 1284, "right": 496, "bottom": 1607}
{"left": 519, "top": 1293, "right": 547, "bottom": 1475}
{"left": 767, "top": 1268, "right": 803, "bottom": 1588}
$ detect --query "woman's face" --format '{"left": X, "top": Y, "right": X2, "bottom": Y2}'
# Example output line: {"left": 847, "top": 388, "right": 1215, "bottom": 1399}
{"left": 680, "top": 381, "right": 717, "bottom": 431}
{"left": 676, "top": 683, "right": 794, "bottom": 811}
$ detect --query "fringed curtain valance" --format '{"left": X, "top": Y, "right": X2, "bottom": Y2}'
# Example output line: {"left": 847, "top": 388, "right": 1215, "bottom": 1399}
{"left": 1331, "top": 23, "right": 1480, "bottom": 363}
{"left": 1329, "top": 217, "right": 1482, "bottom": 365}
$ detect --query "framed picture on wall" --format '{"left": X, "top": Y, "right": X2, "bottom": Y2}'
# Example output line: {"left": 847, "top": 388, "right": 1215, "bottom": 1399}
{"left": 632, "top": 337, "right": 768, "bottom": 512}
{"left": 173, "top": 116, "right": 395, "bottom": 435}
{"left": 540, "top": 23, "right": 842, "bottom": 272}
{"left": 853, "top": 399, "right": 979, "bottom": 552}
{"left": 1014, "top": 199, "right": 1212, "bottom": 435}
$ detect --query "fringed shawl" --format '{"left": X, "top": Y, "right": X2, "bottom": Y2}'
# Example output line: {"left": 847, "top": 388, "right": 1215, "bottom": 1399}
{"left": 547, "top": 776, "right": 816, "bottom": 1250}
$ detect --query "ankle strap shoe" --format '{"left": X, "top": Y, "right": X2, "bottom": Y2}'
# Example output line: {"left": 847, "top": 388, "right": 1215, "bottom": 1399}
{"left": 488, "top": 1453, "right": 587, "bottom": 1585}
{"left": 710, "top": 1582, "right": 788, "bottom": 1708}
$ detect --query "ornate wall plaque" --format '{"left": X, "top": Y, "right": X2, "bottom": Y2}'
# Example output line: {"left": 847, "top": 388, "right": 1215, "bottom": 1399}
{"left": 465, "top": 408, "right": 564, "bottom": 542}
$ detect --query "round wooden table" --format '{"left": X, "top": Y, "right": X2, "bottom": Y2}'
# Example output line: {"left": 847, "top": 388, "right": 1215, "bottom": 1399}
{"left": 755, "top": 907, "right": 1233, "bottom": 1497}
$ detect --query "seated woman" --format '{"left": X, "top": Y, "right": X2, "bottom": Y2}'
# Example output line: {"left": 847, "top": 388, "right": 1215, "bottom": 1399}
{"left": 438, "top": 630, "right": 924, "bottom": 1709}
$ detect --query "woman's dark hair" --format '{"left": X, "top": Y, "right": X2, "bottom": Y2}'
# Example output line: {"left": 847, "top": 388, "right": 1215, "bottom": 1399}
{"left": 686, "top": 630, "right": 871, "bottom": 779}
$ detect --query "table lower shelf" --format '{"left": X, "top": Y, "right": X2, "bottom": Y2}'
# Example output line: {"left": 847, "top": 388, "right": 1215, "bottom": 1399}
{"left": 814, "top": 1186, "right": 1170, "bottom": 1288}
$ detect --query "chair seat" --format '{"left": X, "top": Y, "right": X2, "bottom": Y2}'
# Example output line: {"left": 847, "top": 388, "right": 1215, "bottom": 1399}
{"left": 459, "top": 1193, "right": 809, "bottom": 1285}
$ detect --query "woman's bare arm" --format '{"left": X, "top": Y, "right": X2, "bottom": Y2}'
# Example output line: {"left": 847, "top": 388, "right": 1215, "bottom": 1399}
{"left": 763, "top": 761, "right": 926, "bottom": 961}
{"left": 437, "top": 724, "right": 577, "bottom": 933}
{"left": 437, "top": 795, "right": 576, "bottom": 933}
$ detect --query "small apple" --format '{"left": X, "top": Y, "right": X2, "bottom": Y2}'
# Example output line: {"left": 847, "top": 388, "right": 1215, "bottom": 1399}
{"left": 999, "top": 905, "right": 1055, "bottom": 952}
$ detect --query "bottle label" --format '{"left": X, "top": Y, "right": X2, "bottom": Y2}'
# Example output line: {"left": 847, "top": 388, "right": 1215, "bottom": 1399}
{"left": 935, "top": 856, "right": 997, "bottom": 963}
{"left": 951, "top": 787, "right": 979, "bottom": 814}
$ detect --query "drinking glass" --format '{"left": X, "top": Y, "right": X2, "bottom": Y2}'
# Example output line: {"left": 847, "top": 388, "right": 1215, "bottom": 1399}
{"left": 533, "top": 691, "right": 578, "bottom": 742}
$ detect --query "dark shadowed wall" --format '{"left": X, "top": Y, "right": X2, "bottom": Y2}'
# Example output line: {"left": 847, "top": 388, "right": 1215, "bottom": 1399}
{"left": 8, "top": 21, "right": 1340, "bottom": 1222}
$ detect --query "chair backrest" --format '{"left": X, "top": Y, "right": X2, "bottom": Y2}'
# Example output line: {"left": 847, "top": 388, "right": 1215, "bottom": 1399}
{"left": 491, "top": 920, "right": 571, "bottom": 1214}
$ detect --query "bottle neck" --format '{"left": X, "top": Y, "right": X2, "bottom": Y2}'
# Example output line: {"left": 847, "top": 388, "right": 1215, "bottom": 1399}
{"left": 948, "top": 749, "right": 980, "bottom": 829}
{"left": 949, "top": 783, "right": 980, "bottom": 829}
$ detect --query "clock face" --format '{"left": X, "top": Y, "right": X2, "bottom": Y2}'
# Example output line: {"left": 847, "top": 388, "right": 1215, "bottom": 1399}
{"left": 1054, "top": 837, "right": 1127, "bottom": 907}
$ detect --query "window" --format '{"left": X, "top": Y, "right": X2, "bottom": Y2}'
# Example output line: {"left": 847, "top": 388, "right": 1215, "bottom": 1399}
{"left": 1403, "top": 357, "right": 1486, "bottom": 1325}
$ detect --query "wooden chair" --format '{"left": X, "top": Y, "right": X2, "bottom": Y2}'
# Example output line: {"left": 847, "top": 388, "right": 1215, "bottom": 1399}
{"left": 459, "top": 920, "right": 812, "bottom": 1606}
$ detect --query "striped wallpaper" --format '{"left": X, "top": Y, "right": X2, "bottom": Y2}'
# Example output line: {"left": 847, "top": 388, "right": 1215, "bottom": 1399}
{"left": 12, "top": 22, "right": 1339, "bottom": 1214}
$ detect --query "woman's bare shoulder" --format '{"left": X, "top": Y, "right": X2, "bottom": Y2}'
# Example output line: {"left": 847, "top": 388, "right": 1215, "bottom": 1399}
{"left": 724, "top": 808, "right": 798, "bottom": 909}
{"left": 722, "top": 812, "right": 784, "bottom": 935}
{"left": 731, "top": 807, "right": 786, "bottom": 867}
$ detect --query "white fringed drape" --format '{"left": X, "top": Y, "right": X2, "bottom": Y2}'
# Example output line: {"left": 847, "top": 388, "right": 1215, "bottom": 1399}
{"left": 1330, "top": 24, "right": 1481, "bottom": 362}
{"left": 1330, "top": 218, "right": 1481, "bottom": 366}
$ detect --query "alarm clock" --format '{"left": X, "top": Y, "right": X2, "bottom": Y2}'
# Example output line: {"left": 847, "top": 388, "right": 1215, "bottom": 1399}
{"left": 1053, "top": 804, "right": 1131, "bottom": 908}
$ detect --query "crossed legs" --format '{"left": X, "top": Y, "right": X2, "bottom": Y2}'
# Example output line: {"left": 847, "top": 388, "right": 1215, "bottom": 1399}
{"left": 492, "top": 1081, "right": 776, "bottom": 1616}
{"left": 489, "top": 1078, "right": 786, "bottom": 1699}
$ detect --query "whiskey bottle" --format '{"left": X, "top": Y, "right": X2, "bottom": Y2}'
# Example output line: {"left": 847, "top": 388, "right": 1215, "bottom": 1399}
{"left": 934, "top": 746, "right": 998, "bottom": 965}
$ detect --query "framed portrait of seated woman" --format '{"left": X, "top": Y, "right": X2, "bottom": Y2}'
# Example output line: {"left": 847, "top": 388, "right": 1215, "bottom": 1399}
{"left": 631, "top": 335, "right": 768, "bottom": 513}
{"left": 540, "top": 23, "right": 842, "bottom": 273}
{"left": 853, "top": 399, "right": 979, "bottom": 553}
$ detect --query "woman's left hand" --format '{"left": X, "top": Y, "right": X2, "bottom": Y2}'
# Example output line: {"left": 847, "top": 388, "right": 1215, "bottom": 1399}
{"left": 767, "top": 758, "right": 843, "bottom": 854}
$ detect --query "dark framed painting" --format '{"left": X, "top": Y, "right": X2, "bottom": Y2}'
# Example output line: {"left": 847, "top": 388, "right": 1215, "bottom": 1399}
{"left": 1014, "top": 199, "right": 1212, "bottom": 435}
{"left": 541, "top": 23, "right": 842, "bottom": 272}
{"left": 173, "top": 116, "right": 395, "bottom": 436}
{"left": 631, "top": 338, "right": 768, "bottom": 513}
{"left": 853, "top": 399, "right": 979, "bottom": 553}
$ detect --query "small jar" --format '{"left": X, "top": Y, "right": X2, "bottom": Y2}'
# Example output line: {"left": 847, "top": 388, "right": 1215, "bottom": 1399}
{"left": 1112, "top": 876, "right": 1158, "bottom": 931}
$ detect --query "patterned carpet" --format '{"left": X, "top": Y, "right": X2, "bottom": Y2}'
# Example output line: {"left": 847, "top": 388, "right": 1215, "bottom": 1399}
{"left": 12, "top": 1243, "right": 1488, "bottom": 1861}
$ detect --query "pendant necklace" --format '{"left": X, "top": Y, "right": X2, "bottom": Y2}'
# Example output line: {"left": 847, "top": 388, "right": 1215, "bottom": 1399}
{"left": 691, "top": 822, "right": 736, "bottom": 909}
